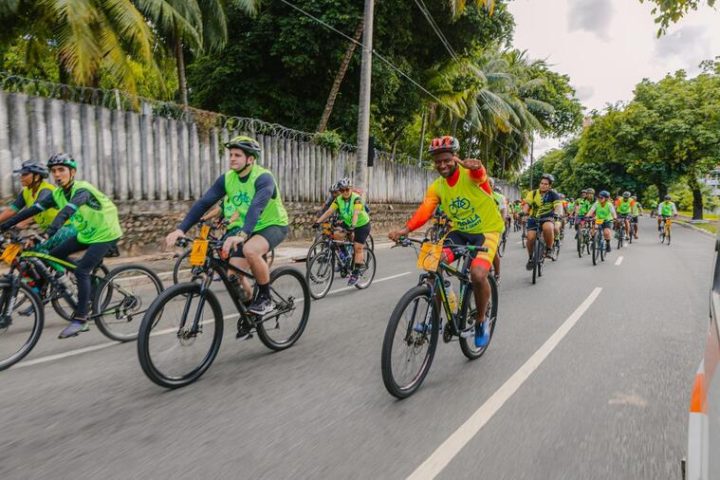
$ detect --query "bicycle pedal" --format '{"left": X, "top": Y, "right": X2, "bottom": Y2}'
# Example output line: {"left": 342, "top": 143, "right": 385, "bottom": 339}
{"left": 236, "top": 331, "right": 253, "bottom": 341}
{"left": 459, "top": 328, "right": 475, "bottom": 339}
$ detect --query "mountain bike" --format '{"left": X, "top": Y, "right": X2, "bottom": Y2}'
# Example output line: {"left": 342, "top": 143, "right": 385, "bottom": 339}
{"left": 659, "top": 216, "right": 672, "bottom": 245}
{"left": 591, "top": 220, "right": 607, "bottom": 266}
{"left": 381, "top": 237, "right": 498, "bottom": 399}
{"left": 425, "top": 210, "right": 451, "bottom": 243}
{"left": 305, "top": 232, "right": 376, "bottom": 300}
{"left": 0, "top": 231, "right": 164, "bottom": 370}
{"left": 137, "top": 236, "right": 310, "bottom": 388}
{"left": 529, "top": 219, "right": 556, "bottom": 284}
{"left": 307, "top": 222, "right": 374, "bottom": 266}
{"left": 172, "top": 220, "right": 274, "bottom": 284}
{"left": 576, "top": 217, "right": 592, "bottom": 258}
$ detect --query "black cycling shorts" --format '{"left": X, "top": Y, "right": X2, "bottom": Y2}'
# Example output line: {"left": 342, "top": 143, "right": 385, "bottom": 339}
{"left": 348, "top": 223, "right": 371, "bottom": 245}
{"left": 228, "top": 225, "right": 288, "bottom": 258}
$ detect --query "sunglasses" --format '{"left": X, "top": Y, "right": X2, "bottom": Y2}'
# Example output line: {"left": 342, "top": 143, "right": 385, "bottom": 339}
{"left": 340, "top": 188, "right": 350, "bottom": 192}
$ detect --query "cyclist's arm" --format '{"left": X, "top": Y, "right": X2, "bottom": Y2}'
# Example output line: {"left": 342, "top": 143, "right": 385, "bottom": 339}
{"left": 610, "top": 204, "right": 618, "bottom": 220}
{"left": 657, "top": 204, "right": 662, "bottom": 216}
{"left": 177, "top": 175, "right": 227, "bottom": 233}
{"left": 672, "top": 203, "right": 678, "bottom": 216}
{"left": 405, "top": 184, "right": 441, "bottom": 233}
{"left": 0, "top": 192, "right": 57, "bottom": 231}
{"left": 0, "top": 193, "right": 26, "bottom": 223}
{"left": 240, "top": 173, "right": 274, "bottom": 235}
{"left": 349, "top": 198, "right": 365, "bottom": 229}
{"left": 316, "top": 199, "right": 339, "bottom": 224}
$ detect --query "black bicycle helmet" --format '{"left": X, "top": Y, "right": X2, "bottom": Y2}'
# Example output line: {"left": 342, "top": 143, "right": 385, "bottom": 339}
{"left": 14, "top": 160, "right": 49, "bottom": 178}
{"left": 47, "top": 153, "right": 77, "bottom": 170}
{"left": 599, "top": 190, "right": 610, "bottom": 198}
{"left": 224, "top": 135, "right": 262, "bottom": 158}
{"left": 540, "top": 173, "right": 555, "bottom": 184}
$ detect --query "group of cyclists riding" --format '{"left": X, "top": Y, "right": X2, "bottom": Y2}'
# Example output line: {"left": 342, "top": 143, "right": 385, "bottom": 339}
{"left": 0, "top": 133, "right": 681, "bottom": 387}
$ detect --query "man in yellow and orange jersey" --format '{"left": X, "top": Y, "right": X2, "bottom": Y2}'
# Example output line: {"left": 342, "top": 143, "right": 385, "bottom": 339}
{"left": 389, "top": 135, "right": 504, "bottom": 348}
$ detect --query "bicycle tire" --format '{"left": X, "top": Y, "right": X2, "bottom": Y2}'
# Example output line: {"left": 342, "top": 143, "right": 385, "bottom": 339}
{"left": 600, "top": 236, "right": 606, "bottom": 262}
{"left": 380, "top": 285, "right": 439, "bottom": 399}
{"left": 592, "top": 233, "right": 598, "bottom": 266}
{"left": 577, "top": 232, "right": 583, "bottom": 258}
{"left": 93, "top": 264, "right": 164, "bottom": 342}
{"left": 172, "top": 249, "right": 192, "bottom": 285}
{"left": 617, "top": 227, "right": 623, "bottom": 250}
{"left": 366, "top": 234, "right": 375, "bottom": 252}
{"left": 0, "top": 283, "right": 44, "bottom": 371}
{"left": 355, "top": 248, "right": 377, "bottom": 290}
{"left": 306, "top": 238, "right": 325, "bottom": 265}
{"left": 137, "top": 283, "right": 224, "bottom": 388}
{"left": 459, "top": 275, "right": 498, "bottom": 359}
{"left": 256, "top": 267, "right": 311, "bottom": 351}
{"left": 306, "top": 246, "right": 335, "bottom": 299}
{"left": 51, "top": 264, "right": 110, "bottom": 321}
{"left": 532, "top": 239, "right": 540, "bottom": 284}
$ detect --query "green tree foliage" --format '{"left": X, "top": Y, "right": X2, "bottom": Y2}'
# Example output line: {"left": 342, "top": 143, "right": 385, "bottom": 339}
{"left": 640, "top": 0, "right": 717, "bottom": 34}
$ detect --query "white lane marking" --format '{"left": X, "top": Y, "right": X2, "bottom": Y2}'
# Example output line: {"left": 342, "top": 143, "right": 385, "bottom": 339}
{"left": 10, "top": 272, "right": 412, "bottom": 369}
{"left": 11, "top": 313, "right": 243, "bottom": 370}
{"left": 615, "top": 256, "right": 623, "bottom": 266}
{"left": 406, "top": 287, "right": 603, "bottom": 480}
{"left": 327, "top": 271, "right": 411, "bottom": 296}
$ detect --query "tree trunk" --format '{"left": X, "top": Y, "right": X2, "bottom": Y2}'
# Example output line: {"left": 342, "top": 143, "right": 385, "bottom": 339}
{"left": 317, "top": 20, "right": 364, "bottom": 132}
{"left": 688, "top": 175, "right": 704, "bottom": 220}
{"left": 175, "top": 33, "right": 188, "bottom": 107}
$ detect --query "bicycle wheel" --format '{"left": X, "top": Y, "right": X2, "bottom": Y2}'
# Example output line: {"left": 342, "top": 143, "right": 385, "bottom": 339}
{"left": 600, "top": 236, "right": 606, "bottom": 262}
{"left": 255, "top": 266, "right": 311, "bottom": 351}
{"left": 306, "top": 246, "right": 335, "bottom": 300}
{"left": 498, "top": 233, "right": 507, "bottom": 258}
{"left": 0, "top": 282, "right": 44, "bottom": 370}
{"left": 93, "top": 264, "right": 164, "bottom": 342}
{"left": 592, "top": 234, "right": 598, "bottom": 266}
{"left": 366, "top": 233, "right": 375, "bottom": 252}
{"left": 172, "top": 249, "right": 192, "bottom": 284}
{"left": 552, "top": 238, "right": 560, "bottom": 261}
{"left": 265, "top": 248, "right": 275, "bottom": 268}
{"left": 137, "top": 283, "right": 224, "bottom": 388}
{"left": 355, "top": 248, "right": 377, "bottom": 289}
{"left": 306, "top": 238, "right": 325, "bottom": 265}
{"left": 51, "top": 264, "right": 109, "bottom": 321}
{"left": 666, "top": 228, "right": 671, "bottom": 246}
{"left": 381, "top": 285, "right": 439, "bottom": 399}
{"left": 459, "top": 275, "right": 498, "bottom": 359}
{"left": 617, "top": 228, "right": 623, "bottom": 250}
{"left": 521, "top": 230, "right": 527, "bottom": 248}
{"left": 532, "top": 240, "right": 540, "bottom": 284}
{"left": 577, "top": 232, "right": 583, "bottom": 258}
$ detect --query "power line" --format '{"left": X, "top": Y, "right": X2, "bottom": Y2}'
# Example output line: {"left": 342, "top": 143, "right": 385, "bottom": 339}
{"left": 412, "top": 0, "right": 459, "bottom": 61}
{"left": 276, "top": 0, "right": 529, "bottom": 163}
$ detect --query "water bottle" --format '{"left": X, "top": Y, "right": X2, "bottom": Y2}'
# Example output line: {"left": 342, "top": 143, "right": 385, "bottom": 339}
{"left": 448, "top": 289, "right": 458, "bottom": 314}
{"left": 55, "top": 272, "right": 74, "bottom": 292}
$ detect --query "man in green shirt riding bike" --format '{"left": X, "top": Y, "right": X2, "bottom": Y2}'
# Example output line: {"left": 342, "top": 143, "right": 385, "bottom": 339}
{"left": 166, "top": 136, "right": 289, "bottom": 318}
{"left": 0, "top": 153, "right": 123, "bottom": 338}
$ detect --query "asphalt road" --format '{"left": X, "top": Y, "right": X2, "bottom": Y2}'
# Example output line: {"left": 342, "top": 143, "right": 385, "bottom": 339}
{"left": 0, "top": 218, "right": 712, "bottom": 480}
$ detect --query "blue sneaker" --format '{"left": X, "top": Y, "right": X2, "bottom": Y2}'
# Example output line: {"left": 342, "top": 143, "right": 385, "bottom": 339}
{"left": 474, "top": 320, "right": 490, "bottom": 348}
{"left": 413, "top": 322, "right": 430, "bottom": 334}
{"left": 59, "top": 320, "right": 89, "bottom": 339}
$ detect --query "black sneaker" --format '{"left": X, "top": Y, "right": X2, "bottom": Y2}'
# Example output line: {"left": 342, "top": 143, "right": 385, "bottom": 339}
{"left": 525, "top": 259, "right": 534, "bottom": 271}
{"left": 248, "top": 295, "right": 274, "bottom": 315}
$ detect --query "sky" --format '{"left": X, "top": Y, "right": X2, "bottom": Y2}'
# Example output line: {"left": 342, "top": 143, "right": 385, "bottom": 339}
{"left": 507, "top": 0, "right": 720, "bottom": 158}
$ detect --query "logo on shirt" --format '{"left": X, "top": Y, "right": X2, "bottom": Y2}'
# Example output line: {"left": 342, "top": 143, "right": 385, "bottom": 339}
{"left": 448, "top": 196, "right": 481, "bottom": 231}
{"left": 231, "top": 191, "right": 252, "bottom": 207}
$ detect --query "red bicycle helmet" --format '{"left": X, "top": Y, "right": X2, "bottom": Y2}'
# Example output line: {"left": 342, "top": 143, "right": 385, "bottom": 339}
{"left": 428, "top": 136, "right": 460, "bottom": 155}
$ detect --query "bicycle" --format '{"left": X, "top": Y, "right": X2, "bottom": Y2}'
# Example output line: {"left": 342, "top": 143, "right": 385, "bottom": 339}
{"left": 576, "top": 217, "right": 592, "bottom": 258}
{"left": 520, "top": 214, "right": 528, "bottom": 248}
{"left": 659, "top": 216, "right": 672, "bottom": 245}
{"left": 425, "top": 211, "right": 451, "bottom": 243}
{"left": 380, "top": 237, "right": 498, "bottom": 399}
{"left": 137, "top": 235, "right": 310, "bottom": 388}
{"left": 497, "top": 228, "right": 508, "bottom": 258}
{"left": 306, "top": 221, "right": 374, "bottom": 266}
{"left": 0, "top": 231, "right": 164, "bottom": 370}
{"left": 591, "top": 219, "right": 607, "bottom": 266}
{"left": 305, "top": 229, "right": 377, "bottom": 299}
{"left": 172, "top": 220, "right": 275, "bottom": 284}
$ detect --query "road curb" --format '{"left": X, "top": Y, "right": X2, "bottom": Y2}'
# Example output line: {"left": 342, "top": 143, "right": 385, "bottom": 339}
{"left": 675, "top": 220, "right": 715, "bottom": 237}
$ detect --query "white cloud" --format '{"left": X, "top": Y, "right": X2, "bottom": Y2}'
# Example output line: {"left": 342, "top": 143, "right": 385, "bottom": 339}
{"left": 508, "top": 0, "right": 720, "bottom": 158}
{"left": 568, "top": 0, "right": 615, "bottom": 40}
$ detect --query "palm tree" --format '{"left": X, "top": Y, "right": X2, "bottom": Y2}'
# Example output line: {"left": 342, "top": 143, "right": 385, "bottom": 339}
{"left": 1, "top": 0, "right": 157, "bottom": 93}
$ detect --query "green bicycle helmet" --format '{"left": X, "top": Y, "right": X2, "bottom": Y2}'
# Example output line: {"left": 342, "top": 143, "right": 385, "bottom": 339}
{"left": 47, "top": 153, "right": 77, "bottom": 170}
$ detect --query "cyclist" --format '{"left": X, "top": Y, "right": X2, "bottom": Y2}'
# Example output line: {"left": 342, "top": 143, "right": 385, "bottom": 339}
{"left": 657, "top": 194, "right": 678, "bottom": 231}
{"left": 558, "top": 193, "right": 568, "bottom": 232}
{"left": 588, "top": 190, "right": 617, "bottom": 253}
{"left": 523, "top": 173, "right": 563, "bottom": 270}
{"left": 315, "top": 177, "right": 371, "bottom": 286}
{"left": 0, "top": 153, "right": 123, "bottom": 338}
{"left": 388, "top": 135, "right": 504, "bottom": 348}
{"left": 630, "top": 195, "right": 642, "bottom": 239}
{"left": 320, "top": 182, "right": 341, "bottom": 214}
{"left": 615, "top": 191, "right": 634, "bottom": 242}
{"left": 0, "top": 161, "right": 57, "bottom": 231}
{"left": 489, "top": 179, "right": 507, "bottom": 283}
{"left": 566, "top": 197, "right": 576, "bottom": 227}
{"left": 649, "top": 198, "right": 658, "bottom": 218}
{"left": 165, "top": 135, "right": 289, "bottom": 316}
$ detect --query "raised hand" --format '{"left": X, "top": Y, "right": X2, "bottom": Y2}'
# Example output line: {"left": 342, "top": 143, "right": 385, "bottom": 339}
{"left": 455, "top": 158, "right": 484, "bottom": 171}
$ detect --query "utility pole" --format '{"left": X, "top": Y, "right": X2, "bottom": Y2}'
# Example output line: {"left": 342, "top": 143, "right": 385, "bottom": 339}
{"left": 354, "top": 0, "right": 374, "bottom": 195}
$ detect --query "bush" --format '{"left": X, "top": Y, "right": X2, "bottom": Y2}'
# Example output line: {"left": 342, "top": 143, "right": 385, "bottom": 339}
{"left": 313, "top": 130, "right": 344, "bottom": 153}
